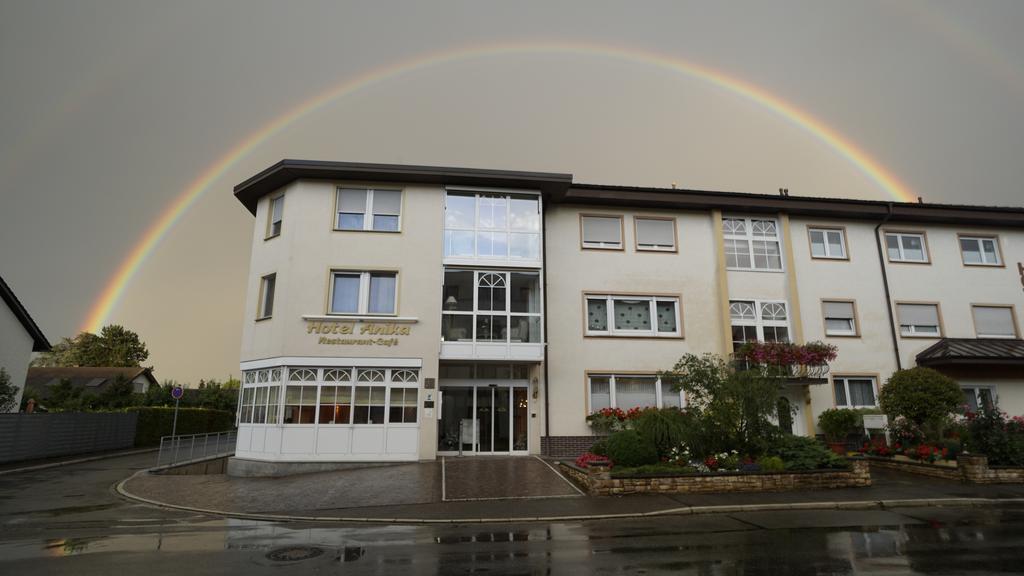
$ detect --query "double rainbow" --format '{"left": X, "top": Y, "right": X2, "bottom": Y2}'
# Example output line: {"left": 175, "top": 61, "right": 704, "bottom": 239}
{"left": 81, "top": 41, "right": 915, "bottom": 333}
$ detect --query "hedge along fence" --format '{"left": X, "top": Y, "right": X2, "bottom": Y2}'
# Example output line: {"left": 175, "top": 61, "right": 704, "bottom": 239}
{"left": 126, "top": 407, "right": 235, "bottom": 446}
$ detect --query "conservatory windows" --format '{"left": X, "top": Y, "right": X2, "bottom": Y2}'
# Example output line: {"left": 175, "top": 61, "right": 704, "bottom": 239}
{"left": 723, "top": 217, "right": 783, "bottom": 271}
{"left": 442, "top": 270, "right": 542, "bottom": 343}
{"left": 444, "top": 191, "right": 541, "bottom": 260}
{"left": 730, "top": 300, "right": 790, "bottom": 352}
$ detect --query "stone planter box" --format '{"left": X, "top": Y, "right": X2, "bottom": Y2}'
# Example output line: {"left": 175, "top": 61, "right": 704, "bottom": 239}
{"left": 865, "top": 454, "right": 1024, "bottom": 484}
{"left": 558, "top": 459, "right": 871, "bottom": 496}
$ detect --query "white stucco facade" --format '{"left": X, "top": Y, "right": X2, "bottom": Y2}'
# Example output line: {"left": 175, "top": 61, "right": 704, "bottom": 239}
{"left": 232, "top": 161, "right": 1024, "bottom": 465}
{"left": 0, "top": 300, "right": 34, "bottom": 411}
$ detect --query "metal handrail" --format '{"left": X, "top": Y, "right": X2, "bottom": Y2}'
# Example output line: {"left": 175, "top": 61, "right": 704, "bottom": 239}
{"left": 156, "top": 430, "right": 237, "bottom": 467}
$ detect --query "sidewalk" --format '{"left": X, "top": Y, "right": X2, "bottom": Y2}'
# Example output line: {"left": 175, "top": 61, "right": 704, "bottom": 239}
{"left": 0, "top": 446, "right": 158, "bottom": 475}
{"left": 118, "top": 458, "right": 1024, "bottom": 524}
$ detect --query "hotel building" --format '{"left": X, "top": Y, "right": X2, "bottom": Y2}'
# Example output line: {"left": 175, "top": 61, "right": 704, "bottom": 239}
{"left": 230, "top": 160, "right": 1024, "bottom": 471}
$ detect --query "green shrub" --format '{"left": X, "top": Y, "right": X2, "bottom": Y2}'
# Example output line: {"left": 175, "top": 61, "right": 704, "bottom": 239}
{"left": 605, "top": 429, "right": 659, "bottom": 468}
{"left": 757, "top": 455, "right": 785, "bottom": 472}
{"left": 590, "top": 438, "right": 608, "bottom": 457}
{"left": 633, "top": 408, "right": 687, "bottom": 457}
{"left": 818, "top": 408, "right": 860, "bottom": 442}
{"left": 766, "top": 435, "right": 846, "bottom": 470}
{"left": 879, "top": 368, "right": 962, "bottom": 441}
{"left": 963, "top": 405, "right": 1024, "bottom": 466}
{"left": 127, "top": 406, "right": 235, "bottom": 446}
{"left": 612, "top": 463, "right": 698, "bottom": 477}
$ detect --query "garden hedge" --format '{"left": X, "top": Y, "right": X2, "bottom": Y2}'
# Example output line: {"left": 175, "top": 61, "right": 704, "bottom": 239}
{"left": 126, "top": 407, "right": 235, "bottom": 446}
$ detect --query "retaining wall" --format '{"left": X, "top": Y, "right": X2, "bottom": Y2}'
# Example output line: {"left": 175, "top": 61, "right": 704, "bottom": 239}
{"left": 559, "top": 459, "right": 871, "bottom": 495}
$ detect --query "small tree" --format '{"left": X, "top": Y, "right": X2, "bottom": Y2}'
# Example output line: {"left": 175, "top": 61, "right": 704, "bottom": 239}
{"left": 660, "top": 353, "right": 784, "bottom": 456}
{"left": 879, "top": 367, "right": 962, "bottom": 441}
{"left": 0, "top": 368, "right": 19, "bottom": 412}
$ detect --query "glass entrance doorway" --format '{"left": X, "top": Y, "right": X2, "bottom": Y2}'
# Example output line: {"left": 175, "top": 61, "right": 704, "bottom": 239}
{"left": 437, "top": 384, "right": 529, "bottom": 454}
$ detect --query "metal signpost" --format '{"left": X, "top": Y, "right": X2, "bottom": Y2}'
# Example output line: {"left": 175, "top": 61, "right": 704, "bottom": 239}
{"left": 170, "top": 385, "right": 184, "bottom": 437}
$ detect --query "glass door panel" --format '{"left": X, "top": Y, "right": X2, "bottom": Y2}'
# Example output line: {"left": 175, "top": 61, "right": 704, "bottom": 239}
{"left": 437, "top": 388, "right": 474, "bottom": 453}
{"left": 476, "top": 387, "right": 493, "bottom": 452}
{"left": 513, "top": 388, "right": 528, "bottom": 451}
{"left": 494, "top": 388, "right": 511, "bottom": 452}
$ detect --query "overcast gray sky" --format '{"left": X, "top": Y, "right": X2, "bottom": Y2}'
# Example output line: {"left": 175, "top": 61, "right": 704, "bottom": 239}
{"left": 2, "top": 0, "right": 1023, "bottom": 384}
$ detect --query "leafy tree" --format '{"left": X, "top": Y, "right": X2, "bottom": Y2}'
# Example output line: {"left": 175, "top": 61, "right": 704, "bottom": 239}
{"left": 97, "top": 376, "right": 138, "bottom": 409}
{"left": 0, "top": 367, "right": 19, "bottom": 412}
{"left": 879, "top": 367, "right": 963, "bottom": 441}
{"left": 660, "top": 353, "right": 785, "bottom": 456}
{"left": 32, "top": 325, "right": 149, "bottom": 368}
{"left": 45, "top": 378, "right": 97, "bottom": 411}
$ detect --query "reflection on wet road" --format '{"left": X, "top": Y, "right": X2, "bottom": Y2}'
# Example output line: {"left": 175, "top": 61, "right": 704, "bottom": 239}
{"left": 2, "top": 453, "right": 1024, "bottom": 574}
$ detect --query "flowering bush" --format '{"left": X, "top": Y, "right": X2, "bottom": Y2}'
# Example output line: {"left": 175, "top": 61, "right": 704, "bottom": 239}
{"left": 909, "top": 444, "right": 949, "bottom": 463}
{"left": 962, "top": 405, "right": 1024, "bottom": 466}
{"left": 575, "top": 452, "right": 611, "bottom": 468}
{"left": 888, "top": 415, "right": 925, "bottom": 446}
{"left": 586, "top": 407, "right": 628, "bottom": 433}
{"left": 735, "top": 341, "right": 837, "bottom": 367}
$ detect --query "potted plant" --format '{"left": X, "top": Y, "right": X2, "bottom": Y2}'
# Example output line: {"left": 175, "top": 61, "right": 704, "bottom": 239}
{"left": 818, "top": 408, "right": 859, "bottom": 454}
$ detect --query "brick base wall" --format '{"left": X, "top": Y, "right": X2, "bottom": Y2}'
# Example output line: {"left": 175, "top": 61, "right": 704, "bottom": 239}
{"left": 865, "top": 456, "right": 961, "bottom": 480}
{"left": 866, "top": 454, "right": 1024, "bottom": 484}
{"left": 559, "top": 459, "right": 872, "bottom": 495}
{"left": 542, "top": 435, "right": 605, "bottom": 458}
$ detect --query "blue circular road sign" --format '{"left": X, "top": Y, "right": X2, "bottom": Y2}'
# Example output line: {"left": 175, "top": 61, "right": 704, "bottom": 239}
{"left": 171, "top": 386, "right": 184, "bottom": 400}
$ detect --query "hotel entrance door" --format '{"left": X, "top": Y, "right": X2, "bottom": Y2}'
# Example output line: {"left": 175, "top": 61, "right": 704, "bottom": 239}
{"left": 437, "top": 384, "right": 529, "bottom": 454}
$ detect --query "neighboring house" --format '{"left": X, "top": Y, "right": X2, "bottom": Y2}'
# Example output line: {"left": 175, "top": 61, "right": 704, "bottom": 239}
{"left": 24, "top": 367, "right": 159, "bottom": 404}
{"left": 0, "top": 274, "right": 50, "bottom": 412}
{"left": 229, "top": 159, "right": 1024, "bottom": 468}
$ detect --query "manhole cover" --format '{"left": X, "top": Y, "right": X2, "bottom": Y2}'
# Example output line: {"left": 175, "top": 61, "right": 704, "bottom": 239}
{"left": 266, "top": 546, "right": 324, "bottom": 562}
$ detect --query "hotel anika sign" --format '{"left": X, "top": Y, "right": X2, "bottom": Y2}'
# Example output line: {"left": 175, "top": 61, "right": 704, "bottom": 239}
{"left": 306, "top": 319, "right": 411, "bottom": 347}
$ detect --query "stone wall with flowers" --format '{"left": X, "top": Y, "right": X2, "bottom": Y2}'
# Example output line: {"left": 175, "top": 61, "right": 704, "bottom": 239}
{"left": 559, "top": 459, "right": 871, "bottom": 495}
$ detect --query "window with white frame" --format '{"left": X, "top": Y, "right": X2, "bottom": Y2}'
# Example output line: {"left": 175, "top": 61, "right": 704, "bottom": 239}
{"left": 822, "top": 300, "right": 858, "bottom": 336}
{"left": 588, "top": 374, "right": 684, "bottom": 412}
{"left": 272, "top": 367, "right": 419, "bottom": 425}
{"left": 833, "top": 376, "right": 878, "bottom": 408}
{"left": 238, "top": 368, "right": 282, "bottom": 424}
{"left": 267, "top": 194, "right": 284, "bottom": 238}
{"left": 896, "top": 303, "right": 941, "bottom": 336}
{"left": 585, "top": 294, "right": 680, "bottom": 337}
{"left": 960, "top": 236, "right": 1002, "bottom": 266}
{"left": 444, "top": 191, "right": 541, "bottom": 260}
{"left": 257, "top": 274, "right": 276, "bottom": 319}
{"left": 635, "top": 217, "right": 676, "bottom": 251}
{"left": 580, "top": 215, "right": 623, "bottom": 249}
{"left": 808, "top": 227, "right": 847, "bottom": 259}
{"left": 441, "top": 269, "right": 542, "bottom": 343}
{"left": 972, "top": 305, "right": 1018, "bottom": 339}
{"left": 723, "top": 217, "right": 783, "bottom": 271}
{"left": 336, "top": 187, "right": 402, "bottom": 232}
{"left": 885, "top": 232, "right": 928, "bottom": 263}
{"left": 329, "top": 271, "right": 397, "bottom": 315}
{"left": 962, "top": 386, "right": 996, "bottom": 412}
{"left": 730, "top": 300, "right": 790, "bottom": 352}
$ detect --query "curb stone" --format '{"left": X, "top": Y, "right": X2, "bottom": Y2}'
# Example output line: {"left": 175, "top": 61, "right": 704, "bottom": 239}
{"left": 114, "top": 465, "right": 1024, "bottom": 525}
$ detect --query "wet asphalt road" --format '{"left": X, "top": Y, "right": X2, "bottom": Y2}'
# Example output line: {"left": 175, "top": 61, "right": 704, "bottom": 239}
{"left": 2, "top": 453, "right": 1024, "bottom": 575}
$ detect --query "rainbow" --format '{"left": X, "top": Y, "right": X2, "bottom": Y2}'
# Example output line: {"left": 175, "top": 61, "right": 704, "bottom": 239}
{"left": 81, "top": 41, "right": 916, "bottom": 333}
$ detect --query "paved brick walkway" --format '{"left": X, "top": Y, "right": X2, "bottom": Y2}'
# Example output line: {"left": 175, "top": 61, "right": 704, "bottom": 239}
{"left": 443, "top": 456, "right": 581, "bottom": 500}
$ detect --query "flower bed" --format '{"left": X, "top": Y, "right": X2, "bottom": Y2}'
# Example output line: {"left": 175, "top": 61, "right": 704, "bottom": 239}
{"left": 558, "top": 459, "right": 871, "bottom": 495}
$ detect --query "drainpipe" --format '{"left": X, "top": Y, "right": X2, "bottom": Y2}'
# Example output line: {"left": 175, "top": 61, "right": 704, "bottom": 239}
{"left": 541, "top": 198, "right": 551, "bottom": 451}
{"left": 874, "top": 203, "right": 902, "bottom": 370}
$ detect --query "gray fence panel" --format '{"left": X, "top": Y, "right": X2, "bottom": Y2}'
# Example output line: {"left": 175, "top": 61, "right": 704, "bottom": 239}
{"left": 0, "top": 413, "right": 138, "bottom": 464}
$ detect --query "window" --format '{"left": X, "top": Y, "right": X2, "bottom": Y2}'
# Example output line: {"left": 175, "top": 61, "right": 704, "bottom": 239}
{"left": 960, "top": 236, "right": 1002, "bottom": 266}
{"left": 587, "top": 374, "right": 684, "bottom": 411}
{"left": 389, "top": 388, "right": 418, "bottom": 423}
{"left": 444, "top": 191, "right": 541, "bottom": 260}
{"left": 885, "top": 232, "right": 929, "bottom": 263}
{"left": 283, "top": 384, "right": 317, "bottom": 424}
{"left": 441, "top": 270, "right": 542, "bottom": 343}
{"left": 896, "top": 303, "right": 941, "bottom": 337}
{"left": 635, "top": 217, "right": 676, "bottom": 251}
{"left": 585, "top": 294, "right": 681, "bottom": 337}
{"left": 730, "top": 300, "right": 789, "bottom": 352}
{"left": 833, "top": 376, "right": 878, "bottom": 408}
{"left": 354, "top": 368, "right": 387, "bottom": 424}
{"left": 276, "top": 367, "right": 418, "bottom": 426}
{"left": 336, "top": 187, "right": 402, "bottom": 232}
{"left": 580, "top": 215, "right": 623, "bottom": 249}
{"left": 238, "top": 369, "right": 282, "bottom": 425}
{"left": 822, "top": 300, "right": 858, "bottom": 337}
{"left": 723, "top": 217, "right": 783, "bottom": 271}
{"left": 808, "top": 227, "right": 847, "bottom": 259}
{"left": 329, "top": 271, "right": 397, "bottom": 315}
{"left": 257, "top": 274, "right": 276, "bottom": 319}
{"left": 972, "top": 305, "right": 1018, "bottom": 339}
{"left": 266, "top": 195, "right": 284, "bottom": 238}
{"left": 963, "top": 386, "right": 996, "bottom": 412}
